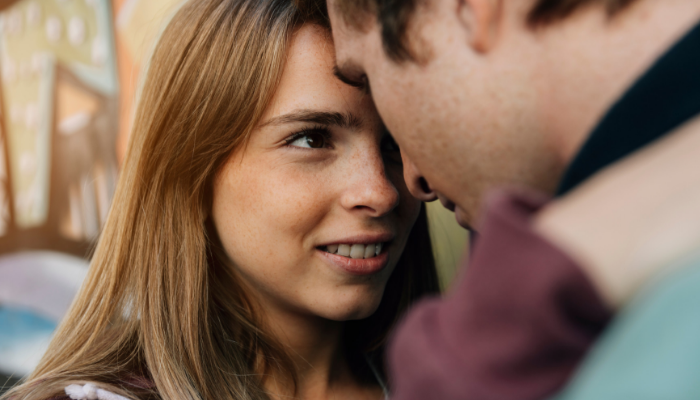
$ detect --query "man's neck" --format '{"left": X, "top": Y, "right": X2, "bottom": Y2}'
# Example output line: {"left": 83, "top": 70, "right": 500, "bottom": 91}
{"left": 537, "top": 0, "right": 700, "bottom": 166}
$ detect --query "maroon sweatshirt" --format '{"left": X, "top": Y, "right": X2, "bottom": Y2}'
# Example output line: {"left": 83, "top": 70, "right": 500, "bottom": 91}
{"left": 388, "top": 189, "right": 611, "bottom": 400}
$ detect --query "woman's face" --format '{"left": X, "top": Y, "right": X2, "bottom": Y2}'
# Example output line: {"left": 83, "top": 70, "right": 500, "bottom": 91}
{"left": 211, "top": 24, "right": 421, "bottom": 322}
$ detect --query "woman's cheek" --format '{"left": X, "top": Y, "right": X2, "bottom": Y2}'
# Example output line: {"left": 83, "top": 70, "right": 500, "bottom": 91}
{"left": 258, "top": 166, "right": 334, "bottom": 237}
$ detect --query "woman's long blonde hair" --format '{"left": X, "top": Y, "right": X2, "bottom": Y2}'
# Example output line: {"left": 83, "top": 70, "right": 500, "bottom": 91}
{"left": 3, "top": 1, "right": 439, "bottom": 399}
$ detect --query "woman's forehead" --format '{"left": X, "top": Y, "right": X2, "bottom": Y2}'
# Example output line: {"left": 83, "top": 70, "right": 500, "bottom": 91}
{"left": 262, "top": 24, "right": 366, "bottom": 121}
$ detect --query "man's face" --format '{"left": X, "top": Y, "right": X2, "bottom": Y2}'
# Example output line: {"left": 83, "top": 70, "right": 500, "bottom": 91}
{"left": 328, "top": 0, "right": 563, "bottom": 228}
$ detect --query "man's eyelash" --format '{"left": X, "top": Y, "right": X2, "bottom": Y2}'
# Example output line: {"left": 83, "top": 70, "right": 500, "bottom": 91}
{"left": 284, "top": 126, "right": 332, "bottom": 146}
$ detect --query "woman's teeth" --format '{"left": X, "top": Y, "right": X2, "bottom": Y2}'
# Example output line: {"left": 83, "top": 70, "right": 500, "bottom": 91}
{"left": 324, "top": 243, "right": 383, "bottom": 259}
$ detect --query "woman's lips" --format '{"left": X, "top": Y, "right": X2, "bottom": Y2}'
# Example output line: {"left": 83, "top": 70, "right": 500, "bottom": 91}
{"left": 318, "top": 249, "right": 389, "bottom": 276}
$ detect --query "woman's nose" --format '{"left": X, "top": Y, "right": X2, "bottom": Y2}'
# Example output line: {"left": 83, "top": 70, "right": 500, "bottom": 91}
{"left": 340, "top": 151, "right": 400, "bottom": 217}
{"left": 402, "top": 152, "right": 437, "bottom": 202}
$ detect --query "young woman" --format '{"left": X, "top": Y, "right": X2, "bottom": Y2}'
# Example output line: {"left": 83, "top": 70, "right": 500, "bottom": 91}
{"left": 3, "top": 1, "right": 438, "bottom": 400}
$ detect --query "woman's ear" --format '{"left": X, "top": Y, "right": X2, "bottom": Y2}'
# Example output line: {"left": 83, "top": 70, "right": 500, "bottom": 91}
{"left": 456, "top": 0, "right": 503, "bottom": 53}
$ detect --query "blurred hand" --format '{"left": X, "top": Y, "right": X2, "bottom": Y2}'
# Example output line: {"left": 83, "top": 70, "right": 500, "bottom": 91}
{"left": 535, "top": 115, "right": 700, "bottom": 309}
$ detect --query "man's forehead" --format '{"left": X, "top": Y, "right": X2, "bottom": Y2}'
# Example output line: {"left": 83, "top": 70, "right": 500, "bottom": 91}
{"left": 330, "top": 33, "right": 377, "bottom": 94}
{"left": 328, "top": 4, "right": 379, "bottom": 67}
{"left": 327, "top": 0, "right": 377, "bottom": 33}
{"left": 327, "top": 16, "right": 362, "bottom": 68}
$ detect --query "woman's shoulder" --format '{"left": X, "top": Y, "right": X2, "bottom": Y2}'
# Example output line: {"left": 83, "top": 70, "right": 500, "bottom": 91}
{"left": 63, "top": 383, "right": 131, "bottom": 400}
{"left": 66, "top": 375, "right": 155, "bottom": 400}
{"left": 40, "top": 376, "right": 154, "bottom": 400}
{"left": 5, "top": 383, "right": 132, "bottom": 400}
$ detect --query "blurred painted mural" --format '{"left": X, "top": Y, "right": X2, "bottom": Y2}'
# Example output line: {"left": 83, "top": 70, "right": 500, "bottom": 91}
{"left": 0, "top": 0, "right": 184, "bottom": 384}
{"left": 0, "top": 0, "right": 468, "bottom": 387}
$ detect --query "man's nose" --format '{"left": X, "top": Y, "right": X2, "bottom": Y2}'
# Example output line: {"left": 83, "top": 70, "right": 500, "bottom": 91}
{"left": 402, "top": 152, "right": 437, "bottom": 202}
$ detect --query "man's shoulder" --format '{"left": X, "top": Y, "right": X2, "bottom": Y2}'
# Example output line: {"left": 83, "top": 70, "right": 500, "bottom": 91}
{"left": 554, "top": 253, "right": 700, "bottom": 400}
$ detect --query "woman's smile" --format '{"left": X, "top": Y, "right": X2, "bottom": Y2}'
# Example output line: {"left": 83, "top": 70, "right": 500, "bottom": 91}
{"left": 315, "top": 232, "right": 394, "bottom": 275}
{"left": 319, "top": 250, "right": 390, "bottom": 276}
{"left": 322, "top": 242, "right": 385, "bottom": 259}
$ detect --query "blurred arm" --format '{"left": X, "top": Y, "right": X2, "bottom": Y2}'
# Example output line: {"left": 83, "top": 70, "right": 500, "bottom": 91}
{"left": 388, "top": 188, "right": 611, "bottom": 400}
{"left": 549, "top": 256, "right": 700, "bottom": 400}
{"left": 535, "top": 115, "right": 700, "bottom": 309}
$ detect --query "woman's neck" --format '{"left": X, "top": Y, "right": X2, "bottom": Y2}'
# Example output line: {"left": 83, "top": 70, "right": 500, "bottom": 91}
{"left": 261, "top": 304, "right": 382, "bottom": 400}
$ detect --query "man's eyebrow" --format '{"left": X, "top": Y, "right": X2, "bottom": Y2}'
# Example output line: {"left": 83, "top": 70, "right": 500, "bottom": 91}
{"left": 333, "top": 66, "right": 364, "bottom": 88}
{"left": 261, "top": 110, "right": 363, "bottom": 130}
{"left": 333, "top": 65, "right": 370, "bottom": 94}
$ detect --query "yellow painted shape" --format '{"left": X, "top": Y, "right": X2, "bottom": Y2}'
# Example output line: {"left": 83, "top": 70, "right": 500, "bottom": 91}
{"left": 426, "top": 200, "right": 470, "bottom": 291}
{"left": 116, "top": 0, "right": 181, "bottom": 65}
{"left": 0, "top": 0, "right": 106, "bottom": 227}
{"left": 4, "top": 0, "right": 98, "bottom": 68}
{"left": 56, "top": 79, "right": 99, "bottom": 122}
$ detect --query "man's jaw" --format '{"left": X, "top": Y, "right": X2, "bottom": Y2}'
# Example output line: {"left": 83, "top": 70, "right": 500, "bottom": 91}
{"left": 437, "top": 193, "right": 456, "bottom": 212}
{"left": 453, "top": 207, "right": 472, "bottom": 231}
{"left": 436, "top": 193, "right": 472, "bottom": 230}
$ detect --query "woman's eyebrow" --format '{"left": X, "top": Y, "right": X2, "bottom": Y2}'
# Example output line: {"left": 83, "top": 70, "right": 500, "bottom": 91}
{"left": 261, "top": 110, "right": 363, "bottom": 130}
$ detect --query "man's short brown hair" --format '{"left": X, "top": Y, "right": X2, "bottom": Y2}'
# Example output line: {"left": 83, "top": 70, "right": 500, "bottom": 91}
{"left": 310, "top": 0, "right": 639, "bottom": 62}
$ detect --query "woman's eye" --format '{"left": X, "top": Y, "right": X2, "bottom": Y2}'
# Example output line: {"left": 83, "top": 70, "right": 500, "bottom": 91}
{"left": 289, "top": 131, "right": 327, "bottom": 149}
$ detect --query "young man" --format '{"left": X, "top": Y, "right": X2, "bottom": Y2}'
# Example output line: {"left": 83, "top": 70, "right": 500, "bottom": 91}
{"left": 295, "top": 0, "right": 700, "bottom": 398}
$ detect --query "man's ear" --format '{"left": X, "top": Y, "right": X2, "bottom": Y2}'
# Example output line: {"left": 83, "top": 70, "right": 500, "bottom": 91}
{"left": 456, "top": 0, "right": 502, "bottom": 53}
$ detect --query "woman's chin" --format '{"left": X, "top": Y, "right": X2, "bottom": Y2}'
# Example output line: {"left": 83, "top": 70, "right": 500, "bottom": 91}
{"left": 312, "top": 293, "right": 384, "bottom": 322}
